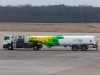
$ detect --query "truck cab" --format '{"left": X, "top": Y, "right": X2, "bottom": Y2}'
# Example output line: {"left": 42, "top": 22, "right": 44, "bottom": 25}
{"left": 3, "top": 35, "right": 25, "bottom": 50}
{"left": 3, "top": 35, "right": 43, "bottom": 50}
{"left": 3, "top": 35, "right": 15, "bottom": 50}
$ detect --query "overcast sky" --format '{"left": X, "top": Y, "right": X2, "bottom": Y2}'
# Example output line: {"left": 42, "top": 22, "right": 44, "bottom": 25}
{"left": 0, "top": 0, "right": 100, "bottom": 7}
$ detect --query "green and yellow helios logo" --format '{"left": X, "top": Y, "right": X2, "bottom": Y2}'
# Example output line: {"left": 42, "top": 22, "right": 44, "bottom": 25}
{"left": 28, "top": 35, "right": 64, "bottom": 46}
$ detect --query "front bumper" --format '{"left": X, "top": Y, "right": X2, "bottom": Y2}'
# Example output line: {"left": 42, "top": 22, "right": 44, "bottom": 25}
{"left": 3, "top": 44, "right": 8, "bottom": 48}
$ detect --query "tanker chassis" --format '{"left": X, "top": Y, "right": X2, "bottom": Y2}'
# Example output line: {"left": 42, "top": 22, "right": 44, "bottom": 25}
{"left": 3, "top": 35, "right": 98, "bottom": 51}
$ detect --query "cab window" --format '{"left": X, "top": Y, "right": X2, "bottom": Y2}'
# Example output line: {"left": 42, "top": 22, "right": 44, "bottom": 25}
{"left": 4, "top": 36, "right": 10, "bottom": 40}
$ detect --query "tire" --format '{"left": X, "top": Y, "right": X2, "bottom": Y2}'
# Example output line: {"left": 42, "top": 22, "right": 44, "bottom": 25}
{"left": 96, "top": 41, "right": 98, "bottom": 50}
{"left": 81, "top": 45, "right": 88, "bottom": 51}
{"left": 72, "top": 45, "right": 78, "bottom": 51}
{"left": 8, "top": 45, "right": 13, "bottom": 50}
{"left": 8, "top": 43, "right": 14, "bottom": 50}
{"left": 33, "top": 46, "right": 39, "bottom": 51}
{"left": 8, "top": 45, "right": 11, "bottom": 50}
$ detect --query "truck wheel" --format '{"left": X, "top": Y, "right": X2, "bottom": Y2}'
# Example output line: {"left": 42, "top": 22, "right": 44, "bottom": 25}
{"left": 8, "top": 45, "right": 11, "bottom": 50}
{"left": 33, "top": 46, "right": 39, "bottom": 51}
{"left": 81, "top": 45, "right": 87, "bottom": 51}
{"left": 8, "top": 44, "right": 14, "bottom": 50}
{"left": 72, "top": 45, "right": 78, "bottom": 51}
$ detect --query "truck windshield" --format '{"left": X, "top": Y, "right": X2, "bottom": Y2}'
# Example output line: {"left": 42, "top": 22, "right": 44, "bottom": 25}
{"left": 4, "top": 36, "right": 10, "bottom": 40}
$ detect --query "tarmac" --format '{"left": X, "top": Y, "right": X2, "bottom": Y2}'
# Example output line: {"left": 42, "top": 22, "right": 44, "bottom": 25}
{"left": 0, "top": 31, "right": 100, "bottom": 75}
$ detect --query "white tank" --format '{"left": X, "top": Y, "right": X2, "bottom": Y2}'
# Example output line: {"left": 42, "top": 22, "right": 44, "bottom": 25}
{"left": 59, "top": 35, "right": 96, "bottom": 45}
{"left": 26, "top": 35, "right": 96, "bottom": 46}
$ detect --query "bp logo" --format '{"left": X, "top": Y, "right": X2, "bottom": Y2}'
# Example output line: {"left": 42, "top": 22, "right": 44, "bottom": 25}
{"left": 73, "top": 38, "right": 83, "bottom": 43}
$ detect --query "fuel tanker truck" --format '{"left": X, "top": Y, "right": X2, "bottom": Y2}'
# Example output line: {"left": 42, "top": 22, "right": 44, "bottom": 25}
{"left": 3, "top": 35, "right": 98, "bottom": 51}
